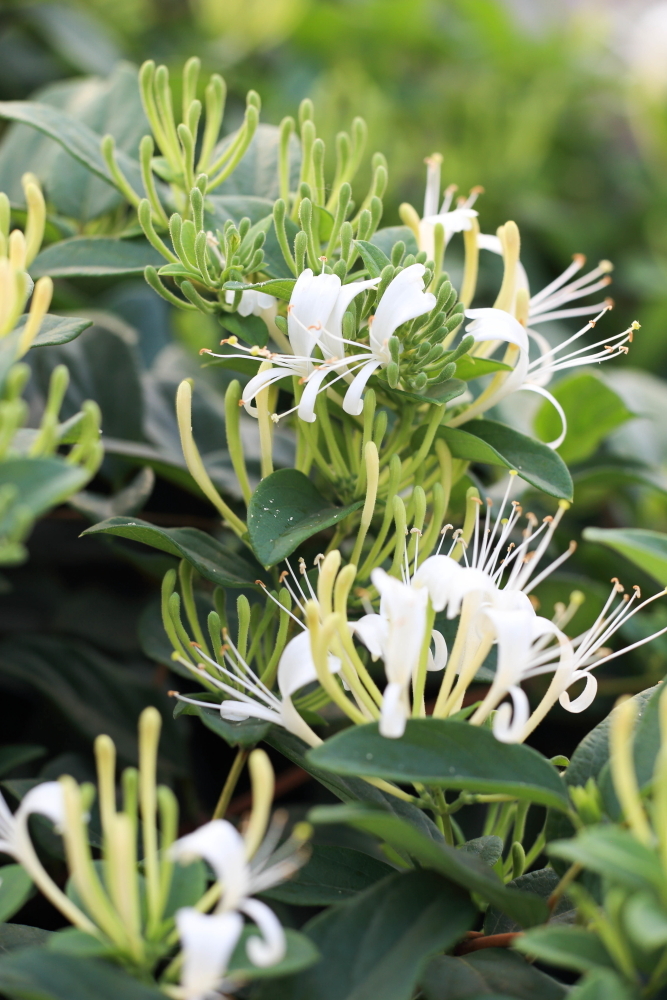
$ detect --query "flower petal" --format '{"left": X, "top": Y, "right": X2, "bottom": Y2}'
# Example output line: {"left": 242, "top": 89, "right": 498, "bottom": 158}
{"left": 241, "top": 897, "right": 287, "bottom": 967}
{"left": 171, "top": 820, "right": 249, "bottom": 907}
{"left": 277, "top": 631, "right": 340, "bottom": 699}
{"left": 371, "top": 264, "right": 436, "bottom": 350}
{"left": 464, "top": 308, "right": 529, "bottom": 353}
{"left": 352, "top": 613, "right": 388, "bottom": 661}
{"left": 559, "top": 670, "right": 598, "bottom": 714}
{"left": 18, "top": 782, "right": 65, "bottom": 831}
{"left": 288, "top": 270, "right": 341, "bottom": 358}
{"left": 428, "top": 629, "right": 448, "bottom": 671}
{"left": 379, "top": 682, "right": 409, "bottom": 738}
{"left": 342, "top": 359, "right": 382, "bottom": 415}
{"left": 176, "top": 907, "right": 244, "bottom": 1000}
{"left": 297, "top": 366, "right": 331, "bottom": 423}
{"left": 493, "top": 685, "right": 531, "bottom": 743}
{"left": 371, "top": 569, "right": 428, "bottom": 685}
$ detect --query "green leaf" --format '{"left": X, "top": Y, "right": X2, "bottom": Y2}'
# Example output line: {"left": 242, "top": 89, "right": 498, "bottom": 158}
{"left": 82, "top": 518, "right": 267, "bottom": 589}
{"left": 371, "top": 226, "right": 419, "bottom": 259}
{"left": 582, "top": 527, "right": 667, "bottom": 586}
{"left": 534, "top": 373, "right": 634, "bottom": 465}
{"left": 549, "top": 825, "right": 667, "bottom": 893}
{"left": 0, "top": 635, "right": 186, "bottom": 774}
{"left": 162, "top": 860, "right": 207, "bottom": 919}
{"left": 0, "top": 866, "right": 34, "bottom": 923}
{"left": 624, "top": 891, "right": 667, "bottom": 950}
{"left": 46, "top": 931, "right": 113, "bottom": 958}
{"left": 219, "top": 310, "right": 269, "bottom": 348}
{"left": 0, "top": 99, "right": 142, "bottom": 199}
{"left": 174, "top": 698, "right": 271, "bottom": 748}
{"left": 261, "top": 845, "right": 394, "bottom": 905}
{"left": 484, "top": 868, "right": 574, "bottom": 935}
{"left": 13, "top": 314, "right": 93, "bottom": 349}
{"left": 0, "top": 459, "right": 89, "bottom": 524}
{"left": 229, "top": 926, "right": 318, "bottom": 980}
{"left": 224, "top": 278, "right": 296, "bottom": 301}
{"left": 355, "top": 240, "right": 391, "bottom": 277}
{"left": 247, "top": 470, "right": 363, "bottom": 567}
{"left": 420, "top": 948, "right": 568, "bottom": 1000}
{"left": 438, "top": 420, "right": 573, "bottom": 501}
{"left": 0, "top": 926, "right": 51, "bottom": 955}
{"left": 265, "top": 726, "right": 446, "bottom": 844}
{"left": 310, "top": 803, "right": 549, "bottom": 927}
{"left": 307, "top": 719, "right": 570, "bottom": 812}
{"left": 0, "top": 745, "right": 45, "bottom": 778}
{"left": 212, "top": 124, "right": 301, "bottom": 201}
{"left": 206, "top": 195, "right": 276, "bottom": 228}
{"left": 0, "top": 949, "right": 166, "bottom": 1000}
{"left": 454, "top": 356, "right": 512, "bottom": 381}
{"left": 568, "top": 968, "right": 635, "bottom": 1000}
{"left": 255, "top": 870, "right": 476, "bottom": 1000}
{"left": 0, "top": 64, "right": 149, "bottom": 222}
{"left": 32, "top": 238, "right": 165, "bottom": 278}
{"left": 459, "top": 835, "right": 503, "bottom": 868}
{"left": 514, "top": 925, "right": 616, "bottom": 973}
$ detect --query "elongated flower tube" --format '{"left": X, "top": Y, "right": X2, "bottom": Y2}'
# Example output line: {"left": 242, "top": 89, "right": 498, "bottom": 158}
{"left": 399, "top": 154, "right": 482, "bottom": 261}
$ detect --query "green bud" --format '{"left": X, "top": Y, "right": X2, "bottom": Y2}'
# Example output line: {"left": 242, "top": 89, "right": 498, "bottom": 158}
{"left": 190, "top": 187, "right": 204, "bottom": 232}
{"left": 294, "top": 230, "right": 308, "bottom": 273}
{"left": 412, "top": 372, "right": 427, "bottom": 391}
{"left": 274, "top": 315, "right": 288, "bottom": 335}
{"left": 391, "top": 241, "right": 405, "bottom": 267}
{"left": 238, "top": 217, "right": 251, "bottom": 241}
{"left": 443, "top": 312, "right": 463, "bottom": 334}
{"left": 388, "top": 336, "right": 400, "bottom": 363}
{"left": 415, "top": 250, "right": 427, "bottom": 264}
{"left": 357, "top": 208, "right": 372, "bottom": 241}
{"left": 340, "top": 221, "right": 353, "bottom": 262}
{"left": 332, "top": 258, "right": 348, "bottom": 279}
{"left": 417, "top": 341, "right": 430, "bottom": 359}
{"left": 386, "top": 362, "right": 400, "bottom": 389}
{"left": 342, "top": 311, "right": 357, "bottom": 341}
{"left": 511, "top": 841, "right": 526, "bottom": 880}
{"left": 403, "top": 254, "right": 416, "bottom": 267}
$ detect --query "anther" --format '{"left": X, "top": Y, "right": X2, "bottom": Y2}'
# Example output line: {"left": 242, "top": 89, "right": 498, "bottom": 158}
{"left": 633, "top": 585, "right": 642, "bottom": 598}
{"left": 168, "top": 690, "right": 179, "bottom": 697}
{"left": 199, "top": 348, "right": 213, "bottom": 355}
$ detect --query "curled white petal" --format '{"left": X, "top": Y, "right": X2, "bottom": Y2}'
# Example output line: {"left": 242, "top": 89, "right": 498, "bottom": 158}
{"left": 241, "top": 897, "right": 287, "bottom": 968}
{"left": 493, "top": 685, "right": 531, "bottom": 743}
{"left": 559, "top": 670, "right": 598, "bottom": 714}
{"left": 371, "top": 264, "right": 436, "bottom": 350}
{"left": 520, "top": 382, "right": 567, "bottom": 449}
{"left": 379, "top": 681, "right": 408, "bottom": 739}
{"left": 428, "top": 629, "right": 448, "bottom": 671}
{"left": 171, "top": 820, "right": 249, "bottom": 908}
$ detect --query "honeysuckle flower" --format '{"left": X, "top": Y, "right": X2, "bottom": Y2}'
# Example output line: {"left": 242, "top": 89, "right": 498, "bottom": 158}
{"left": 354, "top": 566, "right": 447, "bottom": 738}
{"left": 205, "top": 268, "right": 379, "bottom": 422}
{"left": 404, "top": 154, "right": 481, "bottom": 261}
{"left": 172, "top": 819, "right": 299, "bottom": 997}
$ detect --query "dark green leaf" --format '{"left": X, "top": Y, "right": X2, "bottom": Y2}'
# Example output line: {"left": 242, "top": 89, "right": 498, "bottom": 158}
{"left": 0, "top": 635, "right": 187, "bottom": 774}
{"left": 310, "top": 803, "right": 549, "bottom": 927}
{"left": 0, "top": 950, "right": 166, "bottom": 1000}
{"left": 355, "top": 240, "right": 391, "bottom": 277}
{"left": 438, "top": 420, "right": 573, "bottom": 501}
{"left": 256, "top": 870, "right": 476, "bottom": 1000}
{"left": 534, "top": 373, "right": 634, "bottom": 465}
{"left": 0, "top": 745, "right": 45, "bottom": 778}
{"left": 261, "top": 845, "right": 394, "bottom": 905}
{"left": 46, "top": 931, "right": 113, "bottom": 958}
{"left": 454, "top": 356, "right": 512, "bottom": 381}
{"left": 32, "top": 238, "right": 165, "bottom": 278}
{"left": 514, "top": 925, "right": 616, "bottom": 973}
{"left": 308, "top": 719, "right": 570, "bottom": 811}
{"left": 224, "top": 278, "right": 295, "bottom": 302}
{"left": 371, "top": 226, "right": 419, "bottom": 259}
{"left": 484, "top": 868, "right": 574, "bottom": 935}
{"left": 82, "top": 518, "right": 267, "bottom": 589}
{"left": 0, "top": 866, "right": 34, "bottom": 923}
{"left": 568, "top": 968, "right": 635, "bottom": 1000}
{"left": 247, "top": 470, "right": 363, "bottom": 567}
{"left": 582, "top": 527, "right": 667, "bottom": 586}
{"left": 420, "top": 948, "right": 568, "bottom": 1000}
{"left": 229, "top": 926, "right": 318, "bottom": 980}
{"left": 265, "top": 726, "right": 446, "bottom": 844}
{"left": 174, "top": 698, "right": 271, "bottom": 748}
{"left": 15, "top": 314, "right": 93, "bottom": 349}
{"left": 0, "top": 926, "right": 51, "bottom": 955}
{"left": 206, "top": 195, "right": 275, "bottom": 228}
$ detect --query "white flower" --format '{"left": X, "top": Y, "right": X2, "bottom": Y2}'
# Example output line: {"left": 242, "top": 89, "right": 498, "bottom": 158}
{"left": 354, "top": 565, "right": 447, "bottom": 738}
{"left": 211, "top": 269, "right": 379, "bottom": 423}
{"left": 0, "top": 782, "right": 65, "bottom": 869}
{"left": 172, "top": 817, "right": 301, "bottom": 999}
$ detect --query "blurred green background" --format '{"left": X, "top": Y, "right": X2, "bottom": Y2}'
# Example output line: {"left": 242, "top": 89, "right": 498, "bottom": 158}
{"left": 3, "top": 0, "right": 667, "bottom": 370}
